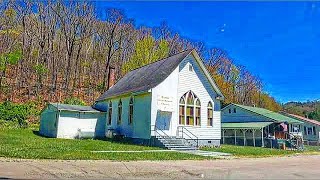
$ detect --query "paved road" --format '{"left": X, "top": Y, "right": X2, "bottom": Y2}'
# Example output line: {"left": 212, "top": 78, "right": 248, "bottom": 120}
{"left": 1, "top": 155, "right": 319, "bottom": 179}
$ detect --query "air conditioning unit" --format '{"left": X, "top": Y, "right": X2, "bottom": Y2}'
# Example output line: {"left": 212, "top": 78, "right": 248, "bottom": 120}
{"left": 106, "top": 128, "right": 115, "bottom": 138}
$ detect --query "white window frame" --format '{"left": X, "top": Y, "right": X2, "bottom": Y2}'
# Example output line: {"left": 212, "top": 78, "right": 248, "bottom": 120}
{"left": 179, "top": 91, "right": 201, "bottom": 127}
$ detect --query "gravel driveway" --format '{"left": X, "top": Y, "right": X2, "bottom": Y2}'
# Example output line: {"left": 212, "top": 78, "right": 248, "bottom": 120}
{"left": 1, "top": 155, "right": 319, "bottom": 179}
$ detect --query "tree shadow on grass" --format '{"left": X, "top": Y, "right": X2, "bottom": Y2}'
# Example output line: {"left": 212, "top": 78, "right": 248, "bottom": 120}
{"left": 32, "top": 130, "right": 41, "bottom": 136}
{"left": 97, "top": 136, "right": 158, "bottom": 148}
{"left": 32, "top": 130, "right": 54, "bottom": 139}
{"left": 97, "top": 136, "right": 136, "bottom": 145}
{"left": 31, "top": 130, "right": 157, "bottom": 148}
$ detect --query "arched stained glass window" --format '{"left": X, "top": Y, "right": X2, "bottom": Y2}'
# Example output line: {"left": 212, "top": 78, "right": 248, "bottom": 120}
{"left": 117, "top": 99, "right": 122, "bottom": 125}
{"left": 108, "top": 101, "right": 112, "bottom": 125}
{"left": 179, "top": 97, "right": 185, "bottom": 125}
{"left": 207, "top": 102, "right": 213, "bottom": 126}
{"left": 187, "top": 92, "right": 194, "bottom": 105}
{"left": 195, "top": 99, "right": 201, "bottom": 126}
{"left": 179, "top": 91, "right": 201, "bottom": 126}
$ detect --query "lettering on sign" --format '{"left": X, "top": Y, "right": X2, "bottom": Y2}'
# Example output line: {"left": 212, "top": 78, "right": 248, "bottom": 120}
{"left": 157, "top": 95, "right": 174, "bottom": 112}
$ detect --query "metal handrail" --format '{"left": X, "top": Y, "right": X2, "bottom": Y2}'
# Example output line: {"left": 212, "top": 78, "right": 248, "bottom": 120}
{"left": 177, "top": 126, "right": 199, "bottom": 147}
{"left": 151, "top": 125, "right": 172, "bottom": 139}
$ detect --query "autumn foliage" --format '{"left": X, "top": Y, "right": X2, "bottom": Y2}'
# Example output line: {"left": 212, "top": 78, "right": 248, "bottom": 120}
{"left": 0, "top": 1, "right": 281, "bottom": 114}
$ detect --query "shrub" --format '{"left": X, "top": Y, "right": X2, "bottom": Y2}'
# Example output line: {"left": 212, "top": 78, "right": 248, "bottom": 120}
{"left": 0, "top": 120, "right": 21, "bottom": 129}
{"left": 0, "top": 101, "right": 39, "bottom": 128}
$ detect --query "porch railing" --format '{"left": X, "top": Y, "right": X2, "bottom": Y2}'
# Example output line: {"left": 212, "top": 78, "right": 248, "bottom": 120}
{"left": 177, "top": 126, "right": 199, "bottom": 147}
{"left": 151, "top": 125, "right": 172, "bottom": 140}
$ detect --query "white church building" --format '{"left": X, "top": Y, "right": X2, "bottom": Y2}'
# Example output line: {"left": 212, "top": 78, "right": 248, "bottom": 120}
{"left": 40, "top": 49, "right": 224, "bottom": 148}
{"left": 94, "top": 49, "right": 224, "bottom": 147}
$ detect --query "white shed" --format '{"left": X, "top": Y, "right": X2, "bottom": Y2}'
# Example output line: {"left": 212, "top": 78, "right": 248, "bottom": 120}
{"left": 39, "top": 103, "right": 106, "bottom": 139}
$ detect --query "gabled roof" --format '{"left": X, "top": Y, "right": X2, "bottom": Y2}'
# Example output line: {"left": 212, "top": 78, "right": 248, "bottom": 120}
{"left": 49, "top": 103, "right": 101, "bottom": 112}
{"left": 285, "top": 113, "right": 320, "bottom": 126}
{"left": 222, "top": 103, "right": 302, "bottom": 124}
{"left": 96, "top": 49, "right": 224, "bottom": 101}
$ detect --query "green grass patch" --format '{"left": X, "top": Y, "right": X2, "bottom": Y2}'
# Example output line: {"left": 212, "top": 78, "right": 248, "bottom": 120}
{"left": 0, "top": 129, "right": 207, "bottom": 160}
{"left": 303, "top": 145, "right": 320, "bottom": 153}
{"left": 3, "top": 129, "right": 319, "bottom": 160}
{"left": 201, "top": 144, "right": 320, "bottom": 158}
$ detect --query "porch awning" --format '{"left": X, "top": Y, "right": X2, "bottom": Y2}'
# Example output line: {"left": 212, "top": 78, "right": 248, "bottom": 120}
{"left": 222, "top": 122, "right": 273, "bottom": 129}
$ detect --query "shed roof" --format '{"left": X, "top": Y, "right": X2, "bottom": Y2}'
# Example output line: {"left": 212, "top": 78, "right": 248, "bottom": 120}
{"left": 284, "top": 113, "right": 320, "bottom": 126}
{"left": 223, "top": 103, "right": 302, "bottom": 124}
{"left": 222, "top": 122, "right": 273, "bottom": 129}
{"left": 49, "top": 103, "right": 101, "bottom": 112}
{"left": 96, "top": 49, "right": 224, "bottom": 101}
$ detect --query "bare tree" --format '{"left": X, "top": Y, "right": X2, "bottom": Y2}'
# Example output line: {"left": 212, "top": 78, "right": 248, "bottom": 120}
{"left": 0, "top": 1, "right": 281, "bottom": 111}
{"left": 52, "top": 1, "right": 94, "bottom": 91}
{"left": 97, "top": 9, "right": 129, "bottom": 91}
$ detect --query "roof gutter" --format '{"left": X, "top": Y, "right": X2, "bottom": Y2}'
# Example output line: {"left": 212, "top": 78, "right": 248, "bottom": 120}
{"left": 96, "top": 90, "right": 150, "bottom": 102}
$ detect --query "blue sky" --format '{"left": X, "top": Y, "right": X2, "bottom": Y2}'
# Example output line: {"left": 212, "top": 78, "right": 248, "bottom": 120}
{"left": 95, "top": 1, "right": 320, "bottom": 103}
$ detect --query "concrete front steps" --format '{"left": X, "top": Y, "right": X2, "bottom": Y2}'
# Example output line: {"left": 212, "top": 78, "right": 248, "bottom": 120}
{"left": 156, "top": 136, "right": 232, "bottom": 158}
{"left": 156, "top": 136, "right": 197, "bottom": 151}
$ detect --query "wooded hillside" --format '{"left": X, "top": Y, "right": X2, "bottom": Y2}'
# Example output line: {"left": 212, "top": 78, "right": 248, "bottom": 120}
{"left": 283, "top": 101, "right": 320, "bottom": 121}
{"left": 0, "top": 1, "right": 280, "bottom": 111}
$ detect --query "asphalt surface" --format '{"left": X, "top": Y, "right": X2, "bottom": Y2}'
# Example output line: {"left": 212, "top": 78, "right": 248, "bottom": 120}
{"left": 1, "top": 155, "right": 319, "bottom": 179}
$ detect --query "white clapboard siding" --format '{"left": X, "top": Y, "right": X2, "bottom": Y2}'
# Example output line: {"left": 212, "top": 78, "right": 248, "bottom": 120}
{"left": 177, "top": 54, "right": 221, "bottom": 139}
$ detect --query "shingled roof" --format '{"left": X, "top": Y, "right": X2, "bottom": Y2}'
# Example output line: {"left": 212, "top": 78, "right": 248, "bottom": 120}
{"left": 96, "top": 49, "right": 193, "bottom": 101}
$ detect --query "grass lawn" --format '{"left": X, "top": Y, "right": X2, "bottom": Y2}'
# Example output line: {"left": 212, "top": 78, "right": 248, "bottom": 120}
{"left": 304, "top": 145, "right": 320, "bottom": 152}
{"left": 202, "top": 144, "right": 320, "bottom": 158}
{"left": 2, "top": 129, "right": 320, "bottom": 160}
{"left": 0, "top": 129, "right": 207, "bottom": 161}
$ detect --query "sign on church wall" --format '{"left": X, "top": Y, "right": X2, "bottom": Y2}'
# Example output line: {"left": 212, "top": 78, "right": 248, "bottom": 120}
{"left": 157, "top": 95, "right": 174, "bottom": 112}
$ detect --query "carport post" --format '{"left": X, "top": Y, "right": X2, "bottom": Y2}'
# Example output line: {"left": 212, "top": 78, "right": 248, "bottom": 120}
{"left": 261, "top": 127, "right": 264, "bottom": 147}
{"left": 234, "top": 129, "right": 237, "bottom": 145}
{"left": 222, "top": 130, "right": 225, "bottom": 144}
{"left": 243, "top": 130, "right": 246, "bottom": 146}
{"left": 253, "top": 129, "right": 256, "bottom": 147}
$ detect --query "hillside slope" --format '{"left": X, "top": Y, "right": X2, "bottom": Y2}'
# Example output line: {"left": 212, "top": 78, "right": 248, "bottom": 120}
{"left": 283, "top": 101, "right": 320, "bottom": 121}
